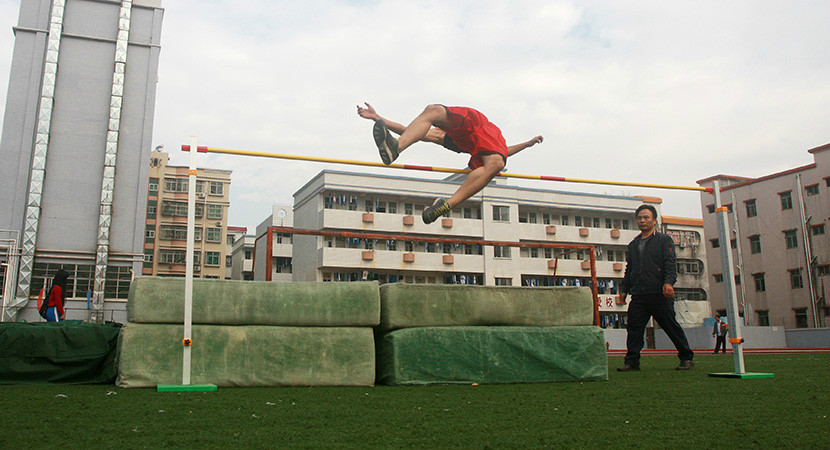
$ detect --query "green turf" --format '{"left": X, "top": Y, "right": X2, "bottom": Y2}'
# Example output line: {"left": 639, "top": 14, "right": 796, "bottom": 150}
{"left": 1, "top": 354, "right": 827, "bottom": 450}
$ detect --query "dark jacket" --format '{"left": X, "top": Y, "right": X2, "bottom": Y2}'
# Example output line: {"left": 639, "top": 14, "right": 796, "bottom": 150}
{"left": 620, "top": 231, "right": 677, "bottom": 296}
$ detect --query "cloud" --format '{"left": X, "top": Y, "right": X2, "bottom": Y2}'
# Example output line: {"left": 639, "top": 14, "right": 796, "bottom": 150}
{"left": 1, "top": 0, "right": 828, "bottom": 231}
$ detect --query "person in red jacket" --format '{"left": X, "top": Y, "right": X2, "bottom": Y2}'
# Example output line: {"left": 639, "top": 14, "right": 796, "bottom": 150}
{"left": 45, "top": 269, "right": 69, "bottom": 322}
{"left": 358, "top": 103, "right": 543, "bottom": 224}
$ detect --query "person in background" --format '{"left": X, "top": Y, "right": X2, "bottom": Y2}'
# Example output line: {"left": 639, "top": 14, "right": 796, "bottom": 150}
{"left": 713, "top": 315, "right": 728, "bottom": 354}
{"left": 45, "top": 269, "right": 69, "bottom": 322}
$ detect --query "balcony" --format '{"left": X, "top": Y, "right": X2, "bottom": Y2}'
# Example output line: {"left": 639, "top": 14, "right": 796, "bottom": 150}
{"left": 318, "top": 247, "right": 484, "bottom": 272}
{"left": 319, "top": 209, "right": 483, "bottom": 238}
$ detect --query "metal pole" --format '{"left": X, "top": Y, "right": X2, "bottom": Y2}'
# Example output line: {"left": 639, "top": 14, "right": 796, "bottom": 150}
{"left": 713, "top": 181, "right": 745, "bottom": 374}
{"left": 731, "top": 192, "right": 751, "bottom": 325}
{"left": 795, "top": 174, "right": 819, "bottom": 327}
{"left": 183, "top": 137, "right": 197, "bottom": 385}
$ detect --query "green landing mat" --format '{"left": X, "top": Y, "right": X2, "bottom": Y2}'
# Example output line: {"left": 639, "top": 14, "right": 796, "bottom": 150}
{"left": 378, "top": 284, "right": 594, "bottom": 331}
{"left": 127, "top": 277, "right": 380, "bottom": 326}
{"left": 116, "top": 323, "right": 375, "bottom": 388}
{"left": 377, "top": 326, "right": 608, "bottom": 385}
{"left": 0, "top": 321, "right": 122, "bottom": 384}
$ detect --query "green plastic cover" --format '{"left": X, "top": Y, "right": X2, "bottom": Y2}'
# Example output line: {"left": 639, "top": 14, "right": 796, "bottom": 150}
{"left": 127, "top": 277, "right": 380, "bottom": 326}
{"left": 0, "top": 321, "right": 122, "bottom": 384}
{"left": 378, "top": 284, "right": 594, "bottom": 331}
{"left": 377, "top": 326, "right": 608, "bottom": 385}
{"left": 117, "top": 323, "right": 375, "bottom": 387}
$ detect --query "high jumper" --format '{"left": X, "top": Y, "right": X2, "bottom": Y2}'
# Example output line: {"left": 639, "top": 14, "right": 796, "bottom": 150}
{"left": 358, "top": 103, "right": 543, "bottom": 224}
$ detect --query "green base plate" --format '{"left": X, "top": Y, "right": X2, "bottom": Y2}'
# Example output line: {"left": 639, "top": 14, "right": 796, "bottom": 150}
{"left": 157, "top": 384, "right": 218, "bottom": 392}
{"left": 707, "top": 372, "right": 774, "bottom": 379}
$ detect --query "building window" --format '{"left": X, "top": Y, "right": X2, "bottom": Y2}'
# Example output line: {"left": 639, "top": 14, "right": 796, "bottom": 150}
{"left": 388, "top": 202, "right": 397, "bottom": 214}
{"left": 209, "top": 181, "right": 224, "bottom": 195}
{"left": 713, "top": 273, "right": 723, "bottom": 283}
{"left": 805, "top": 184, "right": 819, "bottom": 196}
{"left": 757, "top": 310, "right": 769, "bottom": 326}
{"left": 206, "top": 227, "right": 222, "bottom": 243}
{"left": 812, "top": 224, "right": 826, "bottom": 236}
{"left": 143, "top": 250, "right": 153, "bottom": 263}
{"left": 789, "top": 268, "right": 803, "bottom": 289}
{"left": 148, "top": 178, "right": 159, "bottom": 193}
{"left": 207, "top": 204, "right": 223, "bottom": 220}
{"left": 225, "top": 255, "right": 232, "bottom": 266}
{"left": 159, "top": 250, "right": 187, "bottom": 264}
{"left": 165, "top": 177, "right": 188, "bottom": 193}
{"left": 753, "top": 273, "right": 765, "bottom": 292}
{"left": 710, "top": 239, "right": 720, "bottom": 249}
{"left": 245, "top": 250, "right": 252, "bottom": 260}
{"left": 779, "top": 191, "right": 793, "bottom": 210}
{"left": 205, "top": 251, "right": 221, "bottom": 266}
{"left": 274, "top": 257, "right": 292, "bottom": 273}
{"left": 104, "top": 266, "right": 132, "bottom": 299}
{"left": 404, "top": 203, "right": 413, "bottom": 215}
{"left": 673, "top": 288, "right": 707, "bottom": 301}
{"left": 145, "top": 229, "right": 155, "bottom": 239}
{"left": 784, "top": 229, "right": 798, "bottom": 249}
{"left": 817, "top": 265, "right": 829, "bottom": 277}
{"left": 676, "top": 259, "right": 702, "bottom": 275}
{"left": 493, "top": 246, "right": 511, "bottom": 258}
{"left": 463, "top": 207, "right": 481, "bottom": 219}
{"left": 147, "top": 202, "right": 157, "bottom": 219}
{"left": 161, "top": 201, "right": 203, "bottom": 218}
{"left": 706, "top": 204, "right": 715, "bottom": 214}
{"left": 794, "top": 308, "right": 808, "bottom": 328}
{"left": 492, "top": 206, "right": 510, "bottom": 222}
{"left": 745, "top": 199, "right": 757, "bottom": 218}
{"left": 160, "top": 225, "right": 201, "bottom": 241}
{"left": 561, "top": 215, "right": 569, "bottom": 226}
{"left": 495, "top": 277, "right": 512, "bottom": 286}
{"left": 227, "top": 235, "right": 236, "bottom": 245}
{"left": 749, "top": 235, "right": 761, "bottom": 254}
{"left": 730, "top": 239, "right": 737, "bottom": 249}
{"left": 574, "top": 216, "right": 582, "bottom": 226}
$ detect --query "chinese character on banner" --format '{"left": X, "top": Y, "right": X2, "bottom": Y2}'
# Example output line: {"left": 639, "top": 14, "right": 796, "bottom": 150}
{"left": 606, "top": 298, "right": 613, "bottom": 307}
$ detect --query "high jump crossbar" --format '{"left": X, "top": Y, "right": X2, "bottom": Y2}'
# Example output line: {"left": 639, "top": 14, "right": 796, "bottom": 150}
{"left": 181, "top": 145, "right": 713, "bottom": 193}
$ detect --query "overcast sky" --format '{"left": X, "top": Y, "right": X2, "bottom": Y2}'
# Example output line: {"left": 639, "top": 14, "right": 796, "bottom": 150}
{"left": 1, "top": 0, "right": 828, "bottom": 232}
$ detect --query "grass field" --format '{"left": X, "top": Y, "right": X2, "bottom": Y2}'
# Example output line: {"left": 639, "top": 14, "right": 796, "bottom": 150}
{"left": 1, "top": 354, "right": 828, "bottom": 450}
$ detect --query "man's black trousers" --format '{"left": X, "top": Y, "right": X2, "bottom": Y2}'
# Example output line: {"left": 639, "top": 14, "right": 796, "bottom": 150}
{"left": 624, "top": 293, "right": 694, "bottom": 367}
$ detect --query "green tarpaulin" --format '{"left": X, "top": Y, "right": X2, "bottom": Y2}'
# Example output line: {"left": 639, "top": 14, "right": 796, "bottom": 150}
{"left": 127, "top": 277, "right": 380, "bottom": 326}
{"left": 377, "top": 326, "right": 608, "bottom": 385}
{"left": 117, "top": 323, "right": 375, "bottom": 387}
{"left": 0, "top": 321, "right": 122, "bottom": 384}
{"left": 379, "top": 284, "right": 594, "bottom": 331}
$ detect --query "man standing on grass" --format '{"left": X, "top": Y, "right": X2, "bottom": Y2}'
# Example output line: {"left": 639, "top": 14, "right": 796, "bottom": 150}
{"left": 617, "top": 204, "right": 695, "bottom": 371}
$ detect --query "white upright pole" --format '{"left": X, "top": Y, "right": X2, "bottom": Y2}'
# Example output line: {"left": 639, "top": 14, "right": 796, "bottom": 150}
{"left": 183, "top": 136, "right": 197, "bottom": 385}
{"left": 713, "top": 180, "right": 746, "bottom": 374}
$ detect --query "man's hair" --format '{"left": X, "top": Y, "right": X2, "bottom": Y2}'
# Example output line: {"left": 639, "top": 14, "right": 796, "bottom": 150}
{"left": 635, "top": 204, "right": 658, "bottom": 219}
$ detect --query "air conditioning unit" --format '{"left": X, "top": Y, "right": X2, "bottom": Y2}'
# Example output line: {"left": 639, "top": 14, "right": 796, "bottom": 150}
{"left": 215, "top": 221, "right": 222, "bottom": 226}
{"left": 198, "top": 193, "right": 205, "bottom": 199}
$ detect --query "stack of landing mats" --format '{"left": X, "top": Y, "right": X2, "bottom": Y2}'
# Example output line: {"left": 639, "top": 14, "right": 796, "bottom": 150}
{"left": 375, "top": 283, "right": 608, "bottom": 385}
{"left": 116, "top": 277, "right": 379, "bottom": 387}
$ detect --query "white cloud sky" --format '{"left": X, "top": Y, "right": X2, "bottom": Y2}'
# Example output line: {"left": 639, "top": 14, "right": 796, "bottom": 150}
{"left": 1, "top": 0, "right": 828, "bottom": 231}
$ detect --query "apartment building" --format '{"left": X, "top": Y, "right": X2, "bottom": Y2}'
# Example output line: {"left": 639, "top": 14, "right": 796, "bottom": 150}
{"left": 290, "top": 170, "right": 712, "bottom": 328}
{"left": 0, "top": 0, "right": 163, "bottom": 321}
{"left": 230, "top": 234, "right": 255, "bottom": 280}
{"left": 142, "top": 150, "right": 232, "bottom": 278}
{"left": 226, "top": 226, "right": 247, "bottom": 279}
{"left": 253, "top": 205, "right": 294, "bottom": 282}
{"left": 697, "top": 143, "right": 829, "bottom": 328}
{"left": 661, "top": 216, "right": 711, "bottom": 323}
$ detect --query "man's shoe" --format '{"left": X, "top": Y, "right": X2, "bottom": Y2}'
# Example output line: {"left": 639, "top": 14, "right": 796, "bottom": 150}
{"left": 676, "top": 360, "right": 695, "bottom": 370}
{"left": 373, "top": 120, "right": 399, "bottom": 165}
{"left": 616, "top": 365, "right": 640, "bottom": 372}
{"left": 422, "top": 198, "right": 452, "bottom": 224}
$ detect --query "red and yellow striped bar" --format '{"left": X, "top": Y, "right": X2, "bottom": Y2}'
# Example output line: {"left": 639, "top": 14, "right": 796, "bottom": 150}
{"left": 182, "top": 145, "right": 713, "bottom": 193}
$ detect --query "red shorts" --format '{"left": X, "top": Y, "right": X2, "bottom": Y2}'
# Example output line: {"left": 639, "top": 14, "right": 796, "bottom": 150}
{"left": 439, "top": 106, "right": 508, "bottom": 169}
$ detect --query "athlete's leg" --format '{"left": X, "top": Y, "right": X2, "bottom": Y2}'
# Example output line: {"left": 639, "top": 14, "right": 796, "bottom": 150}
{"left": 446, "top": 153, "right": 505, "bottom": 207}
{"left": 397, "top": 104, "right": 453, "bottom": 152}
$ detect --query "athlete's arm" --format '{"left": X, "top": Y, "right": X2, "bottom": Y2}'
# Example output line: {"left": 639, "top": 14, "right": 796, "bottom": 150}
{"left": 506, "top": 135, "right": 544, "bottom": 157}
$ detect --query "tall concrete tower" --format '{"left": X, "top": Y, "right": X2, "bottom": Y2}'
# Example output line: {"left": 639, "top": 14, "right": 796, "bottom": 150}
{"left": 0, "top": 0, "right": 164, "bottom": 321}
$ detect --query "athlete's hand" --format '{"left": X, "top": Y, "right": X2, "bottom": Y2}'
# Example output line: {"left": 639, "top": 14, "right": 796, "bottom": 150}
{"left": 527, "top": 135, "right": 544, "bottom": 146}
{"left": 357, "top": 102, "right": 380, "bottom": 121}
